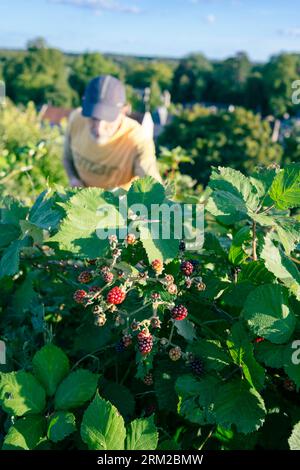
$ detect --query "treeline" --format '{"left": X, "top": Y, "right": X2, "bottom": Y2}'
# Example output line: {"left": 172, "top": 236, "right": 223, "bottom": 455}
{"left": 0, "top": 38, "right": 299, "bottom": 117}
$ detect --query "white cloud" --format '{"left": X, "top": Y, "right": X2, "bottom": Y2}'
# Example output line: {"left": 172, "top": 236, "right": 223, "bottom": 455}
{"left": 278, "top": 27, "right": 300, "bottom": 38}
{"left": 205, "top": 14, "right": 216, "bottom": 24}
{"left": 50, "top": 0, "right": 142, "bottom": 14}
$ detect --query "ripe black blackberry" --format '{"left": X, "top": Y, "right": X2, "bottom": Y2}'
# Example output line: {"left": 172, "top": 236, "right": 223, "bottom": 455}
{"left": 189, "top": 357, "right": 204, "bottom": 376}
{"left": 115, "top": 340, "right": 125, "bottom": 353}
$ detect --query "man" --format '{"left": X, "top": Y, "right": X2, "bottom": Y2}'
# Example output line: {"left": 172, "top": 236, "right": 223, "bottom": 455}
{"left": 63, "top": 75, "right": 162, "bottom": 190}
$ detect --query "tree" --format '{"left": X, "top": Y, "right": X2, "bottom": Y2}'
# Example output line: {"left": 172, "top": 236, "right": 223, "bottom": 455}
{"left": 262, "top": 53, "right": 300, "bottom": 117}
{"left": 125, "top": 60, "right": 174, "bottom": 91}
{"left": 171, "top": 53, "right": 212, "bottom": 103}
{"left": 158, "top": 105, "right": 283, "bottom": 184}
{"left": 208, "top": 52, "right": 252, "bottom": 105}
{"left": 69, "top": 52, "right": 123, "bottom": 105}
{"left": 4, "top": 40, "right": 73, "bottom": 107}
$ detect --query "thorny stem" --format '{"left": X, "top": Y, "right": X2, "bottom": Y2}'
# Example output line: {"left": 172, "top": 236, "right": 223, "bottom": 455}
{"left": 70, "top": 344, "right": 114, "bottom": 371}
{"left": 167, "top": 321, "right": 176, "bottom": 346}
{"left": 252, "top": 220, "right": 257, "bottom": 261}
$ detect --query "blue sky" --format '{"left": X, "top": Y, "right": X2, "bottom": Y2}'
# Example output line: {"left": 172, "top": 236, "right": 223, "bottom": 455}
{"left": 0, "top": 0, "right": 299, "bottom": 60}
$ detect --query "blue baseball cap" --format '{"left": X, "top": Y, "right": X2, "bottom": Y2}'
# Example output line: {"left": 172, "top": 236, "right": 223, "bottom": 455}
{"left": 82, "top": 75, "right": 126, "bottom": 122}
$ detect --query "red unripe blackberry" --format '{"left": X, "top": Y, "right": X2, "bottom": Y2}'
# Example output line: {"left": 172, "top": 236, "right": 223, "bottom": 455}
{"left": 180, "top": 261, "right": 194, "bottom": 276}
{"left": 151, "top": 259, "right": 164, "bottom": 275}
{"left": 78, "top": 271, "right": 92, "bottom": 284}
{"left": 138, "top": 330, "right": 153, "bottom": 355}
{"left": 189, "top": 357, "right": 204, "bottom": 376}
{"left": 171, "top": 304, "right": 188, "bottom": 321}
{"left": 143, "top": 373, "right": 153, "bottom": 386}
{"left": 102, "top": 271, "right": 114, "bottom": 283}
{"left": 107, "top": 286, "right": 126, "bottom": 305}
{"left": 73, "top": 289, "right": 87, "bottom": 304}
{"left": 169, "top": 346, "right": 181, "bottom": 361}
{"left": 254, "top": 337, "right": 265, "bottom": 344}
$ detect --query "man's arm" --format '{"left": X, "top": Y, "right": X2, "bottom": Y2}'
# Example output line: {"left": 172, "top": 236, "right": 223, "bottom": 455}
{"left": 63, "top": 122, "right": 84, "bottom": 187}
{"left": 133, "top": 138, "right": 162, "bottom": 183}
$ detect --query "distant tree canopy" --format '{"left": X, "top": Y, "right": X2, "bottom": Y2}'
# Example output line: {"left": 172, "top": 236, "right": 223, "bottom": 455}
{"left": 1, "top": 38, "right": 300, "bottom": 118}
{"left": 69, "top": 52, "right": 123, "bottom": 105}
{"left": 158, "top": 105, "right": 283, "bottom": 184}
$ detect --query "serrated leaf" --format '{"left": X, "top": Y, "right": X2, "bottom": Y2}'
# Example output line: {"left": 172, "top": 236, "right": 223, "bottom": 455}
{"left": 2, "top": 416, "right": 46, "bottom": 450}
{"left": 227, "top": 322, "right": 265, "bottom": 390}
{"left": 289, "top": 422, "right": 300, "bottom": 450}
{"left": 276, "top": 218, "right": 300, "bottom": 255}
{"left": 214, "top": 379, "right": 266, "bottom": 434}
{"left": 154, "top": 359, "right": 186, "bottom": 413}
{"left": 174, "top": 318, "right": 197, "bottom": 342}
{"left": 228, "top": 226, "right": 251, "bottom": 266}
{"left": 261, "top": 235, "right": 300, "bottom": 300}
{"left": 237, "top": 261, "right": 275, "bottom": 285}
{"left": 32, "top": 344, "right": 70, "bottom": 396}
{"left": 269, "top": 164, "right": 300, "bottom": 210}
{"left": 100, "top": 380, "right": 135, "bottom": 418}
{"left": 29, "top": 190, "right": 61, "bottom": 230}
{"left": 283, "top": 343, "right": 300, "bottom": 389}
{"left": 189, "top": 340, "right": 231, "bottom": 371}
{"left": 254, "top": 341, "right": 286, "bottom": 369}
{"left": 0, "top": 223, "right": 20, "bottom": 248}
{"left": 126, "top": 416, "right": 158, "bottom": 450}
{"left": 47, "top": 411, "right": 76, "bottom": 443}
{"left": 51, "top": 188, "right": 121, "bottom": 258}
{"left": 81, "top": 392, "right": 126, "bottom": 450}
{"left": 139, "top": 224, "right": 180, "bottom": 263}
{"left": 127, "top": 176, "right": 165, "bottom": 208}
{"left": 0, "top": 238, "right": 29, "bottom": 278}
{"left": 242, "top": 284, "right": 296, "bottom": 344}
{"left": 0, "top": 371, "right": 46, "bottom": 416}
{"left": 54, "top": 369, "right": 99, "bottom": 410}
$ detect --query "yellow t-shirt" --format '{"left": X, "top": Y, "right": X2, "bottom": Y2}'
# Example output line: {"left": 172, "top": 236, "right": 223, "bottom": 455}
{"left": 64, "top": 107, "right": 162, "bottom": 190}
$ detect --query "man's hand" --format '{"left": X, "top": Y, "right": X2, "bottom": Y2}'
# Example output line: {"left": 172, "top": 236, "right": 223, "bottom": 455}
{"left": 70, "top": 177, "right": 84, "bottom": 187}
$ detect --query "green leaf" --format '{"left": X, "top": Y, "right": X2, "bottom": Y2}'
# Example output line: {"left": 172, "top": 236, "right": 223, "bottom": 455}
{"left": 222, "top": 282, "right": 254, "bottom": 308}
{"left": 174, "top": 318, "right": 197, "bottom": 343}
{"left": 139, "top": 223, "right": 180, "bottom": 263}
{"left": 207, "top": 167, "right": 259, "bottom": 225}
{"left": 2, "top": 416, "right": 46, "bottom": 450}
{"left": 237, "top": 261, "right": 275, "bottom": 285}
{"left": 189, "top": 340, "right": 231, "bottom": 371}
{"left": 0, "top": 371, "right": 46, "bottom": 416}
{"left": 81, "top": 392, "right": 126, "bottom": 450}
{"left": 19, "top": 220, "right": 43, "bottom": 245}
{"left": 100, "top": 380, "right": 135, "bottom": 418}
{"left": 54, "top": 369, "right": 99, "bottom": 410}
{"left": 29, "top": 190, "right": 61, "bottom": 230}
{"left": 47, "top": 411, "right": 76, "bottom": 443}
{"left": 288, "top": 422, "right": 300, "bottom": 450}
{"left": 261, "top": 235, "right": 300, "bottom": 300}
{"left": 0, "top": 197, "right": 28, "bottom": 226}
{"left": 242, "top": 284, "right": 296, "bottom": 344}
{"left": 32, "top": 344, "right": 70, "bottom": 396}
{"left": 0, "top": 223, "right": 20, "bottom": 248}
{"left": 275, "top": 217, "right": 300, "bottom": 255}
{"left": 214, "top": 379, "right": 266, "bottom": 434}
{"left": 283, "top": 343, "right": 300, "bottom": 389}
{"left": 154, "top": 359, "right": 186, "bottom": 413}
{"left": 269, "top": 164, "right": 300, "bottom": 210}
{"left": 0, "top": 239, "right": 29, "bottom": 278}
{"left": 227, "top": 322, "right": 265, "bottom": 390}
{"left": 127, "top": 176, "right": 165, "bottom": 208}
{"left": 51, "top": 188, "right": 120, "bottom": 258}
{"left": 228, "top": 226, "right": 251, "bottom": 266}
{"left": 126, "top": 416, "right": 158, "bottom": 450}
{"left": 254, "top": 341, "right": 286, "bottom": 369}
